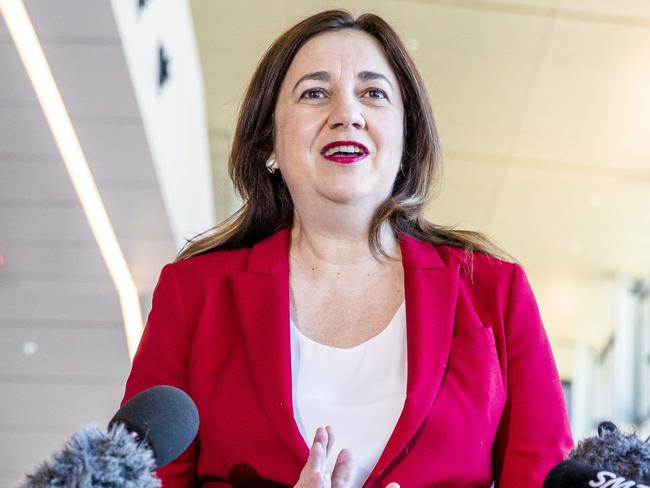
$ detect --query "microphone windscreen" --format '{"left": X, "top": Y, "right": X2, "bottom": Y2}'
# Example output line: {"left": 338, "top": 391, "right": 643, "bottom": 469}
{"left": 569, "top": 423, "right": 650, "bottom": 483}
{"left": 109, "top": 385, "right": 199, "bottom": 468}
{"left": 543, "top": 460, "right": 650, "bottom": 488}
{"left": 20, "top": 424, "right": 160, "bottom": 488}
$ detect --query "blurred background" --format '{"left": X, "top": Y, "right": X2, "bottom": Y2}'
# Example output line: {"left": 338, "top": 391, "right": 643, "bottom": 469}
{"left": 1, "top": 0, "right": 649, "bottom": 485}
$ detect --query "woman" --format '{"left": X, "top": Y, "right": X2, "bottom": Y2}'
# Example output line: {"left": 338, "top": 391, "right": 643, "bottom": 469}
{"left": 121, "top": 9, "right": 573, "bottom": 488}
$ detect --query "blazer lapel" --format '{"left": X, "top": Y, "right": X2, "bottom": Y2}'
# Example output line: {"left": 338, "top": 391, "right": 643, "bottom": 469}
{"left": 367, "top": 235, "right": 460, "bottom": 483}
{"left": 230, "top": 228, "right": 310, "bottom": 464}
{"left": 230, "top": 227, "right": 460, "bottom": 480}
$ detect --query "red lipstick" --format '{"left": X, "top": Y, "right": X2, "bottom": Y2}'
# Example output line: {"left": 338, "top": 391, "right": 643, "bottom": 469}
{"left": 321, "top": 140, "right": 369, "bottom": 164}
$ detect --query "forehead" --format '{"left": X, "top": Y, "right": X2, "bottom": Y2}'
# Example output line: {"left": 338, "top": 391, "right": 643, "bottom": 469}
{"left": 286, "top": 29, "right": 396, "bottom": 80}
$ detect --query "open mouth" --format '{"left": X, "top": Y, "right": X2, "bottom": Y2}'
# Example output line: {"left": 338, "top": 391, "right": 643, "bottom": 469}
{"left": 320, "top": 140, "right": 369, "bottom": 164}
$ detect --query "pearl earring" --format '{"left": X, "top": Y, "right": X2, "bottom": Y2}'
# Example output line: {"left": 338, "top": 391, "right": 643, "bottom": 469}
{"left": 265, "top": 155, "right": 278, "bottom": 174}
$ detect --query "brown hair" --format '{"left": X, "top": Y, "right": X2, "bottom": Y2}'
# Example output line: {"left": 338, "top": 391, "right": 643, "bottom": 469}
{"left": 176, "top": 9, "right": 512, "bottom": 266}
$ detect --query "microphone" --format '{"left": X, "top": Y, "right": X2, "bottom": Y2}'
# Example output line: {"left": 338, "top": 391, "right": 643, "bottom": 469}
{"left": 544, "top": 460, "right": 649, "bottom": 487}
{"left": 19, "top": 385, "right": 199, "bottom": 488}
{"left": 543, "top": 421, "right": 650, "bottom": 488}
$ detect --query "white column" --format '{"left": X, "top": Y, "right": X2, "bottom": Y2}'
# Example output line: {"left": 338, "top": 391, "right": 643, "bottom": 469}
{"left": 635, "top": 279, "right": 650, "bottom": 428}
{"left": 613, "top": 277, "right": 638, "bottom": 423}
{"left": 571, "top": 344, "right": 596, "bottom": 440}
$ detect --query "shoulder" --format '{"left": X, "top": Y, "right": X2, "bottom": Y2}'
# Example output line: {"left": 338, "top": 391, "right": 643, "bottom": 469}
{"left": 159, "top": 227, "right": 291, "bottom": 287}
{"left": 436, "top": 244, "right": 523, "bottom": 301}
{"left": 164, "top": 246, "right": 253, "bottom": 284}
{"left": 437, "top": 244, "right": 516, "bottom": 275}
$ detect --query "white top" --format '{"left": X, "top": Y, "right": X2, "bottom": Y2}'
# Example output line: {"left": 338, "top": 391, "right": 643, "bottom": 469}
{"left": 289, "top": 301, "right": 408, "bottom": 488}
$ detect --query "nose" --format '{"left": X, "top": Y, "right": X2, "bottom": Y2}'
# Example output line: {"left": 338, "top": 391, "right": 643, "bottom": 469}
{"left": 327, "top": 94, "right": 366, "bottom": 130}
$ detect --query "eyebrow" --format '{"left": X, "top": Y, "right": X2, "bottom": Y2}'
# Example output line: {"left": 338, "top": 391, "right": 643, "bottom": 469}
{"left": 292, "top": 70, "right": 394, "bottom": 93}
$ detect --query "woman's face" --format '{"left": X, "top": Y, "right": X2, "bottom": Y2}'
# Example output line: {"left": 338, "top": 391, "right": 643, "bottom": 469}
{"left": 273, "top": 29, "right": 404, "bottom": 213}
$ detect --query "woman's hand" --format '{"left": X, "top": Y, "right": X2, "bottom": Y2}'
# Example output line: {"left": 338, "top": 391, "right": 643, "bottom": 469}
{"left": 293, "top": 426, "right": 400, "bottom": 488}
{"left": 294, "top": 426, "right": 351, "bottom": 488}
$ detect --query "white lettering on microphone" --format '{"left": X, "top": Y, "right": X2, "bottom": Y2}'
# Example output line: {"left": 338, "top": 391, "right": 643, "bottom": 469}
{"left": 588, "top": 471, "right": 650, "bottom": 488}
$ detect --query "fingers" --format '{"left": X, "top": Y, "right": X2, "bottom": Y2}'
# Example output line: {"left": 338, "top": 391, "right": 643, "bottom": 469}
{"left": 319, "top": 426, "right": 328, "bottom": 475}
{"left": 304, "top": 427, "right": 326, "bottom": 471}
{"left": 299, "top": 426, "right": 358, "bottom": 488}
{"left": 325, "top": 425, "right": 335, "bottom": 452}
{"left": 306, "top": 426, "right": 330, "bottom": 476}
{"left": 385, "top": 483, "right": 401, "bottom": 488}
{"left": 331, "top": 448, "right": 354, "bottom": 488}
{"left": 297, "top": 429, "right": 327, "bottom": 488}
{"left": 324, "top": 425, "right": 336, "bottom": 475}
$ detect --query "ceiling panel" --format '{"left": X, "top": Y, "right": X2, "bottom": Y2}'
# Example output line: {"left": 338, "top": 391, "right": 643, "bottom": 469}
{"left": 1, "top": 317, "right": 123, "bottom": 329}
{"left": 0, "top": 204, "right": 93, "bottom": 244}
{"left": 0, "top": 327, "right": 129, "bottom": 379}
{"left": 0, "top": 43, "right": 38, "bottom": 104}
{"left": 98, "top": 185, "right": 174, "bottom": 240}
{"left": 474, "top": 0, "right": 559, "bottom": 7}
{"left": 513, "top": 17, "right": 650, "bottom": 172}
{"left": 561, "top": 0, "right": 650, "bottom": 19}
{"left": 22, "top": 0, "right": 119, "bottom": 40}
{"left": 0, "top": 243, "right": 105, "bottom": 281}
{"left": 488, "top": 163, "right": 650, "bottom": 278}
{"left": 424, "top": 155, "right": 505, "bottom": 231}
{"left": 0, "top": 429, "right": 84, "bottom": 485}
{"left": 0, "top": 11, "right": 10, "bottom": 40}
{"left": 0, "top": 282, "right": 119, "bottom": 322}
{"left": 74, "top": 121, "right": 158, "bottom": 184}
{"left": 396, "top": 2, "right": 549, "bottom": 157}
{"left": 0, "top": 160, "right": 73, "bottom": 203}
{"left": 0, "top": 239, "right": 174, "bottom": 293}
{"left": 0, "top": 382, "right": 124, "bottom": 428}
{"left": 0, "top": 186, "right": 172, "bottom": 245}
{"left": 0, "top": 106, "right": 58, "bottom": 155}
{"left": 420, "top": 0, "right": 650, "bottom": 19}
{"left": 39, "top": 42, "right": 140, "bottom": 119}
{"left": 2, "top": 474, "right": 27, "bottom": 488}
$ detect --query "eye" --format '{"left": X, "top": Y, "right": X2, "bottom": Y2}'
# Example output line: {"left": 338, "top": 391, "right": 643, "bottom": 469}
{"left": 363, "top": 88, "right": 388, "bottom": 100}
{"left": 300, "top": 88, "right": 327, "bottom": 100}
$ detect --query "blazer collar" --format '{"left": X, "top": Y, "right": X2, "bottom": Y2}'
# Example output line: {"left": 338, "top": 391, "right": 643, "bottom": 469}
{"left": 244, "top": 226, "right": 447, "bottom": 273}
{"left": 231, "top": 227, "right": 458, "bottom": 483}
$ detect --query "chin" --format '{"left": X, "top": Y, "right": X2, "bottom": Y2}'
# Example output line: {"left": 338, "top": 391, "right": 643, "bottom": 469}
{"left": 321, "top": 188, "right": 382, "bottom": 206}
{"left": 314, "top": 176, "right": 390, "bottom": 206}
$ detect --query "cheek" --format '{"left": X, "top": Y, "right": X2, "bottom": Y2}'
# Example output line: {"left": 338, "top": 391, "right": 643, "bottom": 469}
{"left": 376, "top": 118, "right": 404, "bottom": 157}
{"left": 278, "top": 115, "right": 321, "bottom": 155}
{"left": 378, "top": 108, "right": 403, "bottom": 136}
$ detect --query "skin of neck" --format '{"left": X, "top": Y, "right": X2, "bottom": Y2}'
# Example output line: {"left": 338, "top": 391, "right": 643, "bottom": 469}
{"left": 289, "top": 200, "right": 401, "bottom": 270}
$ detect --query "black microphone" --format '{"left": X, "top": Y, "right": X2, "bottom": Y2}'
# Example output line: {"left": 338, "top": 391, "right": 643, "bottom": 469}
{"left": 109, "top": 384, "right": 199, "bottom": 468}
{"left": 19, "top": 385, "right": 199, "bottom": 488}
{"left": 544, "top": 460, "right": 650, "bottom": 487}
{"left": 543, "top": 421, "right": 650, "bottom": 488}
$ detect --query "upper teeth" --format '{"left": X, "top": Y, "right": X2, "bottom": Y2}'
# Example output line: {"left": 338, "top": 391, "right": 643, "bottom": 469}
{"left": 324, "top": 144, "right": 364, "bottom": 156}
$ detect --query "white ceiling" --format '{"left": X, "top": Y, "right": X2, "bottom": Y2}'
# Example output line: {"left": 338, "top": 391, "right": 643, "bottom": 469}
{"left": 190, "top": 0, "right": 650, "bottom": 376}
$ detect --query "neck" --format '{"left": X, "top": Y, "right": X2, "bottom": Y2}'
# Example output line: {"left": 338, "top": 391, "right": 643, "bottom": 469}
{"left": 289, "top": 208, "right": 401, "bottom": 267}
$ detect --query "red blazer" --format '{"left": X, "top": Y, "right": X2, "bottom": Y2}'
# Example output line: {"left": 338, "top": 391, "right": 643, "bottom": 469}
{"left": 122, "top": 227, "right": 574, "bottom": 487}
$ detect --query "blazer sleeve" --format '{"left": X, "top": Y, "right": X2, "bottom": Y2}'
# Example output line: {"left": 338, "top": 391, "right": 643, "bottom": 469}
{"left": 492, "top": 262, "right": 574, "bottom": 487}
{"left": 121, "top": 263, "right": 199, "bottom": 487}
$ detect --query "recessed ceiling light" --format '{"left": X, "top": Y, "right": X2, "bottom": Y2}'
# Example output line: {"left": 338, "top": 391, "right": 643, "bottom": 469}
{"left": 22, "top": 341, "right": 38, "bottom": 357}
{"left": 590, "top": 193, "right": 603, "bottom": 208}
